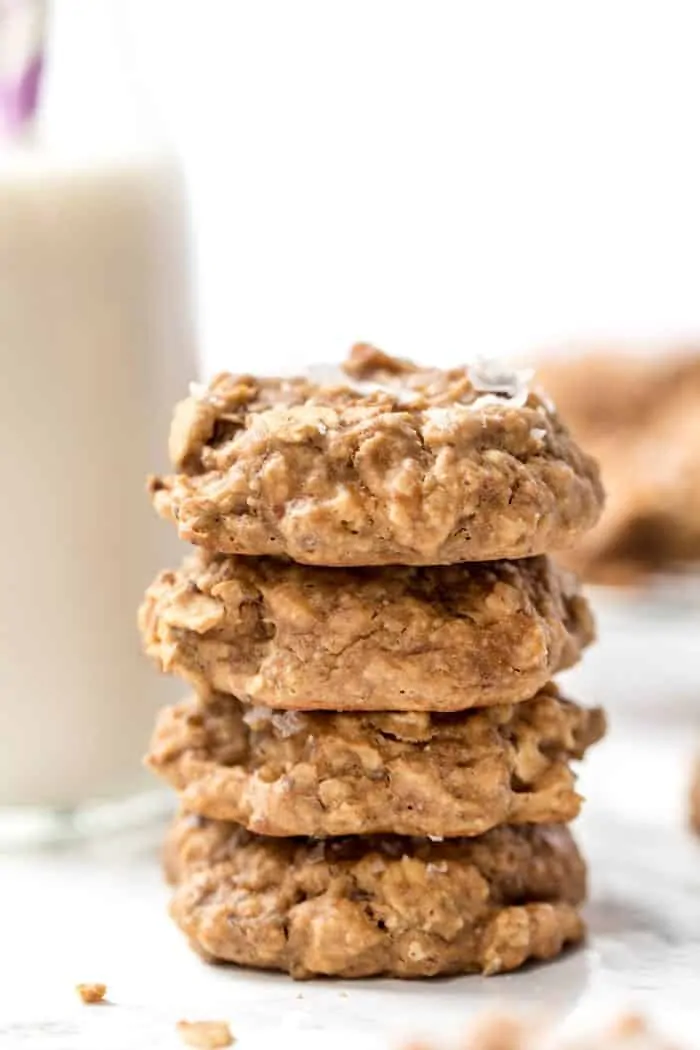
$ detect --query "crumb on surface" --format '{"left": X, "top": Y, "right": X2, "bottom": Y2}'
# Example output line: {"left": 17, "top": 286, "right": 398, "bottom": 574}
{"left": 463, "top": 1014, "right": 534, "bottom": 1050}
{"left": 689, "top": 756, "right": 700, "bottom": 834}
{"left": 176, "top": 1019, "right": 235, "bottom": 1048}
{"left": 608, "top": 1014, "right": 649, "bottom": 1038}
{"left": 75, "top": 983, "right": 107, "bottom": 1004}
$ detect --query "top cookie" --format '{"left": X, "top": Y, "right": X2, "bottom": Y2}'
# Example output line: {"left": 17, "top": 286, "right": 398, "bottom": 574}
{"left": 150, "top": 345, "right": 604, "bottom": 566}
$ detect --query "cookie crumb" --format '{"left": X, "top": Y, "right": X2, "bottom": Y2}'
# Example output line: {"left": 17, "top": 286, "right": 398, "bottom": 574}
{"left": 75, "top": 982, "right": 107, "bottom": 1004}
{"left": 608, "top": 1014, "right": 648, "bottom": 1037}
{"left": 176, "top": 1020, "right": 234, "bottom": 1048}
{"left": 403, "top": 1014, "right": 528, "bottom": 1050}
{"left": 689, "top": 756, "right": 700, "bottom": 834}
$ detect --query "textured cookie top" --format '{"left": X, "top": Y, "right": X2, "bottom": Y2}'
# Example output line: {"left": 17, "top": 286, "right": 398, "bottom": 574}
{"left": 166, "top": 815, "right": 585, "bottom": 978}
{"left": 150, "top": 345, "right": 604, "bottom": 566}
{"left": 148, "top": 686, "right": 605, "bottom": 837}
{"left": 140, "top": 550, "right": 594, "bottom": 711}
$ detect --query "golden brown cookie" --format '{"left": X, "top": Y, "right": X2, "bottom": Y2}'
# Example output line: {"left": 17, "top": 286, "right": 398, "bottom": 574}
{"left": 537, "top": 350, "right": 700, "bottom": 583}
{"left": 147, "top": 686, "right": 605, "bottom": 838}
{"left": 150, "top": 345, "right": 604, "bottom": 566}
{"left": 165, "top": 815, "right": 586, "bottom": 979}
{"left": 690, "top": 756, "right": 700, "bottom": 835}
{"left": 409, "top": 1013, "right": 680, "bottom": 1050}
{"left": 139, "top": 551, "right": 594, "bottom": 712}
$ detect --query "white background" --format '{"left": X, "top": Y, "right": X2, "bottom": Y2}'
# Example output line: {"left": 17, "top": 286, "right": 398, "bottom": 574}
{"left": 123, "top": 0, "right": 700, "bottom": 376}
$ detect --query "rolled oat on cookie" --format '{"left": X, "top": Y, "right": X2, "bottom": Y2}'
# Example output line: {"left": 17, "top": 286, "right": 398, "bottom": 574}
{"left": 149, "top": 345, "right": 603, "bottom": 566}
{"left": 147, "top": 686, "right": 604, "bottom": 838}
{"left": 139, "top": 550, "right": 594, "bottom": 711}
{"left": 164, "top": 814, "right": 586, "bottom": 979}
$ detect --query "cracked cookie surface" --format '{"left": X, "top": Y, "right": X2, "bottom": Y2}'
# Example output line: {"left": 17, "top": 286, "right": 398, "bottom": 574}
{"left": 150, "top": 345, "right": 604, "bottom": 566}
{"left": 165, "top": 815, "right": 586, "bottom": 979}
{"left": 148, "top": 686, "right": 605, "bottom": 837}
{"left": 139, "top": 551, "right": 594, "bottom": 711}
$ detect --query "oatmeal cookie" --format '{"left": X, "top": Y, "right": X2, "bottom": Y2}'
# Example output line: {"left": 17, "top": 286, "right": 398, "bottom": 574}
{"left": 690, "top": 756, "right": 700, "bottom": 834}
{"left": 165, "top": 816, "right": 586, "bottom": 979}
{"left": 139, "top": 552, "right": 593, "bottom": 711}
{"left": 147, "top": 686, "right": 605, "bottom": 838}
{"left": 537, "top": 350, "right": 700, "bottom": 582}
{"left": 149, "top": 345, "right": 603, "bottom": 566}
{"left": 409, "top": 1013, "right": 680, "bottom": 1050}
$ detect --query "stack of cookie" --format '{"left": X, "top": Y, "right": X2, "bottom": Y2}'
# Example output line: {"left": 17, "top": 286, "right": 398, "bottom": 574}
{"left": 140, "top": 345, "right": 606, "bottom": 980}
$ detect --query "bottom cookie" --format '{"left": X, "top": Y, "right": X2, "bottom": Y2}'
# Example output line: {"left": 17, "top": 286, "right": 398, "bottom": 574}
{"left": 165, "top": 815, "right": 586, "bottom": 979}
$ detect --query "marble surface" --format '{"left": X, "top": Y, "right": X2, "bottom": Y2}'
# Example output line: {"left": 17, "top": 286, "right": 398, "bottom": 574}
{"left": 1, "top": 594, "right": 699, "bottom": 1049}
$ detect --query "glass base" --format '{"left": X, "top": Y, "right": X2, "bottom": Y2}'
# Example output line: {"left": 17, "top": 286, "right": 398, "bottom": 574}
{"left": 0, "top": 789, "right": 173, "bottom": 850}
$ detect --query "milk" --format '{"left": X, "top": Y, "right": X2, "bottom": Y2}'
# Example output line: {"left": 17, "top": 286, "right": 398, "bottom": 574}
{"left": 0, "top": 145, "right": 196, "bottom": 810}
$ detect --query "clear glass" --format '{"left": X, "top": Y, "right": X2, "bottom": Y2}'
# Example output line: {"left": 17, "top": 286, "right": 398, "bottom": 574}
{"left": 0, "top": 1, "right": 197, "bottom": 845}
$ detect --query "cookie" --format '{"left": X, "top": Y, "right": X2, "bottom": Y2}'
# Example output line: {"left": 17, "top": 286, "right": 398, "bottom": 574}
{"left": 412, "top": 1013, "right": 679, "bottom": 1050}
{"left": 165, "top": 815, "right": 586, "bottom": 979}
{"left": 149, "top": 345, "right": 604, "bottom": 566}
{"left": 139, "top": 551, "right": 594, "bottom": 712}
{"left": 148, "top": 686, "right": 605, "bottom": 838}
{"left": 690, "top": 756, "right": 700, "bottom": 834}
{"left": 537, "top": 351, "right": 700, "bottom": 582}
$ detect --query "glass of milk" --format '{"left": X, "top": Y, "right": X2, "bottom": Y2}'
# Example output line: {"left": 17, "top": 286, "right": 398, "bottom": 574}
{"left": 0, "top": 0, "right": 196, "bottom": 844}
